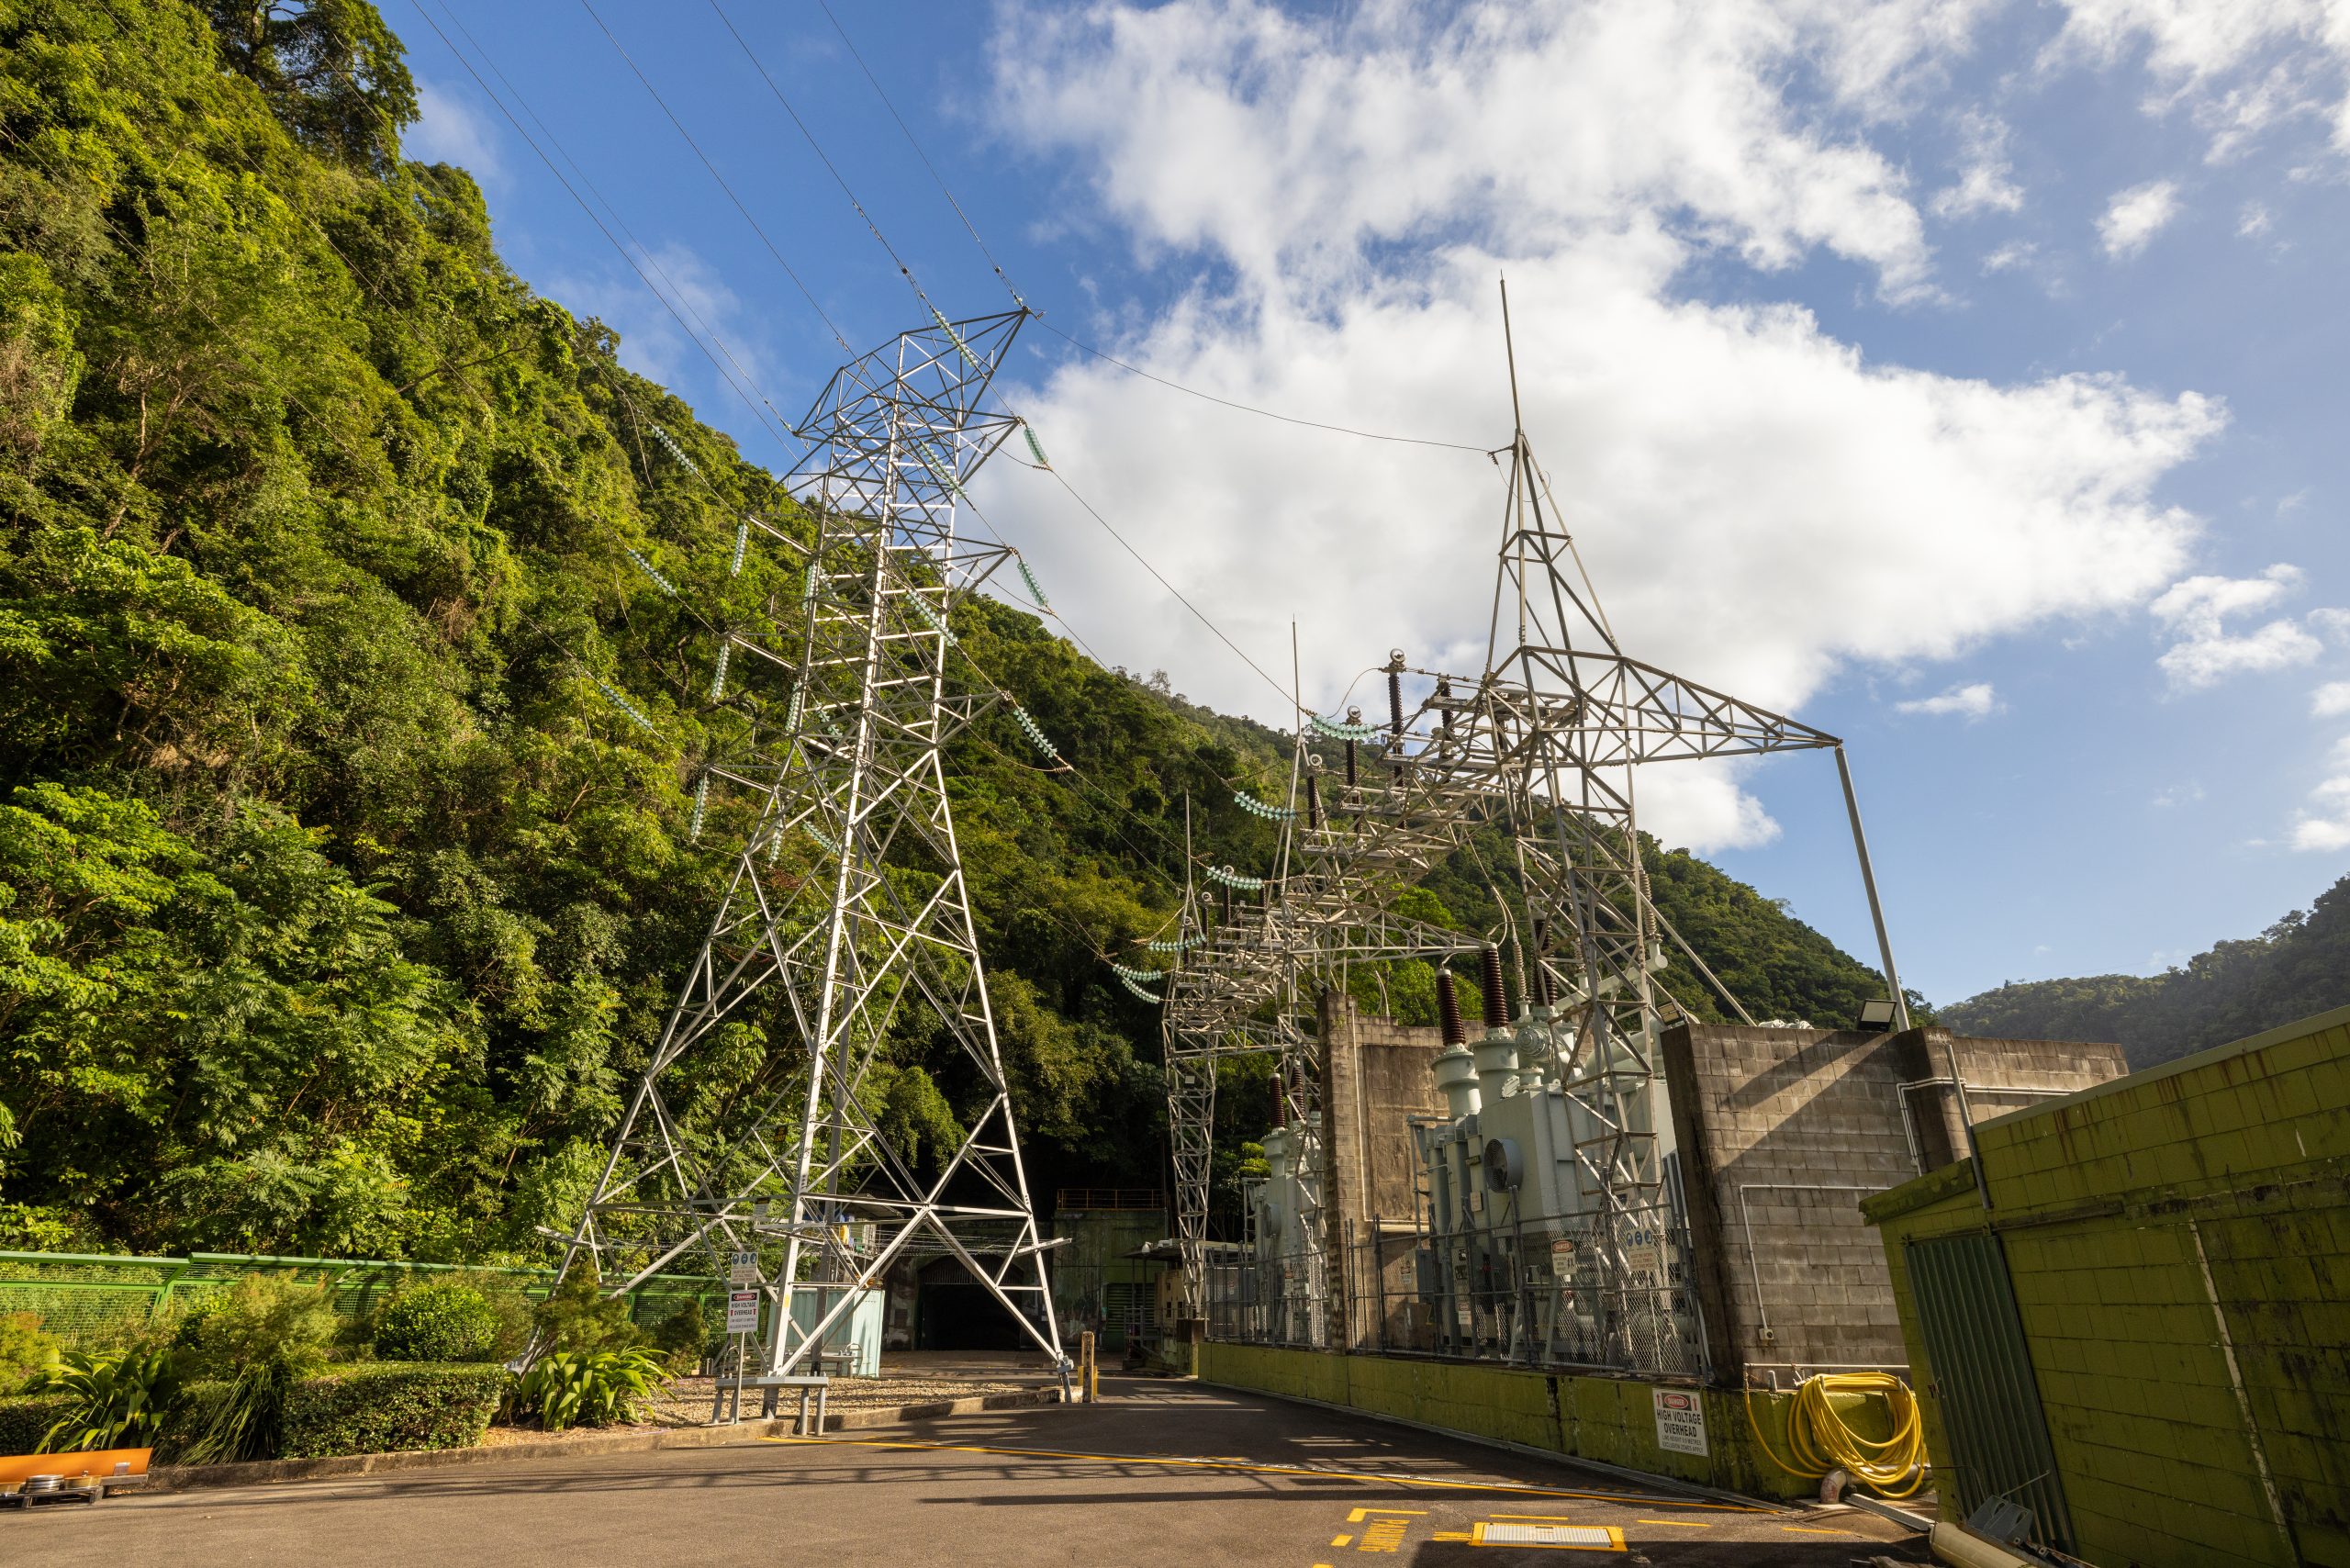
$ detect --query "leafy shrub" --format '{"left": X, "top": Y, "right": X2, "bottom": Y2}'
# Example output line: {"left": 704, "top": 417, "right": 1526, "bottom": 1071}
{"left": 0, "top": 1394, "right": 73, "bottom": 1455}
{"left": 506, "top": 1348, "right": 664, "bottom": 1431}
{"left": 174, "top": 1276, "right": 339, "bottom": 1376}
{"left": 530, "top": 1265, "right": 639, "bottom": 1355}
{"left": 0, "top": 1311, "right": 61, "bottom": 1394}
{"left": 279, "top": 1363, "right": 504, "bottom": 1459}
{"left": 647, "top": 1300, "right": 713, "bottom": 1374}
{"left": 166, "top": 1275, "right": 340, "bottom": 1463}
{"left": 27, "top": 1348, "right": 180, "bottom": 1450}
{"left": 374, "top": 1282, "right": 499, "bottom": 1362}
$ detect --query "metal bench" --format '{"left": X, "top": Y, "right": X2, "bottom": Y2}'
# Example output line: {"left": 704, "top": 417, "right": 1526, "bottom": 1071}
{"left": 711, "top": 1372, "right": 830, "bottom": 1434}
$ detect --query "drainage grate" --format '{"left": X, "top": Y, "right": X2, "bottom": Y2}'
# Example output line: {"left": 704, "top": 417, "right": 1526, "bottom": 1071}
{"left": 1471, "top": 1521, "right": 1624, "bottom": 1551}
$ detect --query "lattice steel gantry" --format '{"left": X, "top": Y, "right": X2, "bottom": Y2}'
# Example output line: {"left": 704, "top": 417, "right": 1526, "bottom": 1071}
{"left": 555, "top": 309, "right": 1066, "bottom": 1383}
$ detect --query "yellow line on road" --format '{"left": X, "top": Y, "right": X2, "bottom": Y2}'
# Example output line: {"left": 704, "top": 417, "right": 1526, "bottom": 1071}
{"left": 1638, "top": 1518, "right": 1710, "bottom": 1528}
{"left": 1781, "top": 1525, "right": 1860, "bottom": 1536}
{"left": 1348, "top": 1508, "right": 1428, "bottom": 1521}
{"left": 759, "top": 1434, "right": 1766, "bottom": 1510}
{"left": 1329, "top": 1534, "right": 1352, "bottom": 1547}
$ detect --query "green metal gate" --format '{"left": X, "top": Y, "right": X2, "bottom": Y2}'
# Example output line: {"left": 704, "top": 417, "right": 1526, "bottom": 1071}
{"left": 1906, "top": 1232, "right": 2074, "bottom": 1552}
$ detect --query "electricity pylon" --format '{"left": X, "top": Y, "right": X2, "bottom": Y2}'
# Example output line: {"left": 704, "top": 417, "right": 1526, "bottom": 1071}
{"left": 1158, "top": 285, "right": 1911, "bottom": 1372}
{"left": 557, "top": 308, "right": 1065, "bottom": 1379}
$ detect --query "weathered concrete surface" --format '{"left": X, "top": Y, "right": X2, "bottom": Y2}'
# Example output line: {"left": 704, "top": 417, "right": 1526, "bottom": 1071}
{"left": 6, "top": 1379, "right": 1924, "bottom": 1566}
{"left": 1662, "top": 1023, "right": 2125, "bottom": 1382}
{"left": 1868, "top": 1003, "right": 2350, "bottom": 1568}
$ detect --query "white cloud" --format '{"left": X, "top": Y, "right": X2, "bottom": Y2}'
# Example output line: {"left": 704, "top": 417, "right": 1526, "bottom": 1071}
{"left": 2150, "top": 563, "right": 2325, "bottom": 688}
{"left": 2152, "top": 780, "right": 2206, "bottom": 807}
{"left": 2291, "top": 736, "right": 2350, "bottom": 851}
{"left": 1896, "top": 681, "right": 2001, "bottom": 717}
{"left": 408, "top": 80, "right": 504, "bottom": 182}
{"left": 2313, "top": 681, "right": 2350, "bottom": 716}
{"left": 2238, "top": 200, "right": 2276, "bottom": 235}
{"left": 992, "top": 0, "right": 1968, "bottom": 304}
{"left": 987, "top": 0, "right": 2224, "bottom": 852}
{"left": 2098, "top": 179, "right": 2182, "bottom": 257}
{"left": 2050, "top": 0, "right": 2350, "bottom": 157}
{"left": 1981, "top": 239, "right": 2039, "bottom": 274}
{"left": 1931, "top": 111, "right": 2026, "bottom": 218}
{"left": 2310, "top": 606, "right": 2350, "bottom": 641}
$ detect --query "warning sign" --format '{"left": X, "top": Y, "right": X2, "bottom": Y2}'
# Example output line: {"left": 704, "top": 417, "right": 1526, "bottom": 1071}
{"left": 728, "top": 1249, "right": 760, "bottom": 1285}
{"left": 725, "top": 1289, "right": 761, "bottom": 1335}
{"left": 1651, "top": 1387, "right": 1708, "bottom": 1456}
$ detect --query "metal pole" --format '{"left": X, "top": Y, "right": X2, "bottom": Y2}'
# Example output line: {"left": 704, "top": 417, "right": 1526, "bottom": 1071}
{"left": 1832, "top": 745, "right": 1910, "bottom": 1032}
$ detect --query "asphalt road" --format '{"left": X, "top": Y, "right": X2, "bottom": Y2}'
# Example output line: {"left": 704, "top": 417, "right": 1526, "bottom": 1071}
{"left": 5, "top": 1379, "right": 1928, "bottom": 1566}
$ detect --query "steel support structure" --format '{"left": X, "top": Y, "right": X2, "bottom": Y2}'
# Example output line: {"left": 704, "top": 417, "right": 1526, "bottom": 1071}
{"left": 554, "top": 309, "right": 1065, "bottom": 1378}
{"left": 1161, "top": 288, "right": 1909, "bottom": 1371}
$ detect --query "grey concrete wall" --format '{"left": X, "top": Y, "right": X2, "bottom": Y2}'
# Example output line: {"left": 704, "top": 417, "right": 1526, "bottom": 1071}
{"left": 1661, "top": 1023, "right": 2125, "bottom": 1384}
{"left": 1318, "top": 992, "right": 1447, "bottom": 1234}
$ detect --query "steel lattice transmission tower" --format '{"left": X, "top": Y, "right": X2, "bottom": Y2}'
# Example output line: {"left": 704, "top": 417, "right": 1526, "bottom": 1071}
{"left": 557, "top": 308, "right": 1065, "bottom": 1377}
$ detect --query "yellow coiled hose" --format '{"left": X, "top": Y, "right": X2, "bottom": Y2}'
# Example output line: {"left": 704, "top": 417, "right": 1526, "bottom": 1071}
{"left": 1744, "top": 1371, "right": 1928, "bottom": 1497}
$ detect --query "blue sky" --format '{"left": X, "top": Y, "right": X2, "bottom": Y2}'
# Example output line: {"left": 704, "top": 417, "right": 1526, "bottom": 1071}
{"left": 393, "top": 0, "right": 2350, "bottom": 1006}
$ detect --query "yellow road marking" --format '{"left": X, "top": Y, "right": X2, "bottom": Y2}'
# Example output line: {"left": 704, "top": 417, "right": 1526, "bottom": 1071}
{"left": 1782, "top": 1525, "right": 1860, "bottom": 1536}
{"left": 1638, "top": 1518, "right": 1711, "bottom": 1528}
{"left": 758, "top": 1433, "right": 1766, "bottom": 1509}
{"left": 1432, "top": 1532, "right": 1472, "bottom": 1542}
{"left": 1492, "top": 1514, "right": 1580, "bottom": 1521}
{"left": 1330, "top": 1535, "right": 1352, "bottom": 1547}
{"left": 1348, "top": 1508, "right": 1428, "bottom": 1522}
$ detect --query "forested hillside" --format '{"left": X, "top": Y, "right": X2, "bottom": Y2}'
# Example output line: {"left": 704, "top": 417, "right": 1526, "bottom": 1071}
{"left": 1945, "top": 873, "right": 2350, "bottom": 1069}
{"left": 0, "top": 0, "right": 1900, "bottom": 1262}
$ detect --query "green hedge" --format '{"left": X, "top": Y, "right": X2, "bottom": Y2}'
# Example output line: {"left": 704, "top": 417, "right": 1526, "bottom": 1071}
{"left": 0, "top": 1394, "right": 73, "bottom": 1455}
{"left": 279, "top": 1363, "right": 504, "bottom": 1460}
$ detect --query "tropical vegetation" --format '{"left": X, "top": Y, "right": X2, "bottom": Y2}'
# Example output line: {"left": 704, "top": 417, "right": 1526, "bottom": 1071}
{"left": 0, "top": 0, "right": 1914, "bottom": 1267}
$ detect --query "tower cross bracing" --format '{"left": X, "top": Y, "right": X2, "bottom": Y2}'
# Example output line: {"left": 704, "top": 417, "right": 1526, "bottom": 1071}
{"left": 558, "top": 308, "right": 1064, "bottom": 1378}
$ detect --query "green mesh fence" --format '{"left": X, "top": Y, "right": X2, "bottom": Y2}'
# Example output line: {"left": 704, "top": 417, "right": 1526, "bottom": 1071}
{"left": 0, "top": 1250, "right": 719, "bottom": 1348}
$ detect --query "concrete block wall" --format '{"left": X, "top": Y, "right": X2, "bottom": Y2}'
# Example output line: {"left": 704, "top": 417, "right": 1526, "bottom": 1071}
{"left": 1663, "top": 1023, "right": 2126, "bottom": 1383}
{"left": 1318, "top": 994, "right": 1447, "bottom": 1229}
{"left": 1867, "top": 1004, "right": 2350, "bottom": 1568}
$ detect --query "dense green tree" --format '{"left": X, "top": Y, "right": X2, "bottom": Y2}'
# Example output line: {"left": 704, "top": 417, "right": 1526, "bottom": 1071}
{"left": 1946, "top": 876, "right": 2350, "bottom": 1068}
{"left": 0, "top": 0, "right": 1915, "bottom": 1260}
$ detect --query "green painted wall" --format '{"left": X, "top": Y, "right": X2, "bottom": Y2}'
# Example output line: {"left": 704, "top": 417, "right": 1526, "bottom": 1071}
{"left": 1867, "top": 1004, "right": 2350, "bottom": 1568}
{"left": 1195, "top": 1340, "right": 1832, "bottom": 1501}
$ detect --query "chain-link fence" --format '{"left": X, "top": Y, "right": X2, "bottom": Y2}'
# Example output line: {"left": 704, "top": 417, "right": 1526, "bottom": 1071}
{"left": 0, "top": 1250, "right": 720, "bottom": 1349}
{"left": 1203, "top": 1201, "right": 1711, "bottom": 1380}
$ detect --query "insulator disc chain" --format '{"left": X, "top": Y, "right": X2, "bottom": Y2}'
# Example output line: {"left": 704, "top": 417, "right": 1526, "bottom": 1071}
{"left": 1016, "top": 556, "right": 1051, "bottom": 610}
{"left": 1309, "top": 712, "right": 1383, "bottom": 742}
{"left": 648, "top": 423, "right": 700, "bottom": 477}
{"left": 1011, "top": 703, "right": 1061, "bottom": 763}
{"left": 1234, "top": 789, "right": 1294, "bottom": 821}
{"left": 595, "top": 678, "right": 656, "bottom": 733}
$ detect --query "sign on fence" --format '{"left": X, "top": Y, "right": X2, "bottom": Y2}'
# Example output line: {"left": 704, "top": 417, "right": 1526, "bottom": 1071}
{"left": 1651, "top": 1387, "right": 1708, "bottom": 1456}
{"left": 728, "top": 1250, "right": 760, "bottom": 1285}
{"left": 725, "top": 1290, "right": 761, "bottom": 1335}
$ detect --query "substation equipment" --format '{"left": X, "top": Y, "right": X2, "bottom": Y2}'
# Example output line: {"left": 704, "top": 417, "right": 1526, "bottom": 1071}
{"left": 552, "top": 310, "right": 1069, "bottom": 1396}
{"left": 1167, "top": 286, "right": 1909, "bottom": 1380}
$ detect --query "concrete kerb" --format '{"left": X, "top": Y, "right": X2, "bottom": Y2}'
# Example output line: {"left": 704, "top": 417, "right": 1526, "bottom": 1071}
{"left": 1191, "top": 1376, "right": 1788, "bottom": 1514}
{"left": 148, "top": 1387, "right": 1067, "bottom": 1493}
